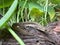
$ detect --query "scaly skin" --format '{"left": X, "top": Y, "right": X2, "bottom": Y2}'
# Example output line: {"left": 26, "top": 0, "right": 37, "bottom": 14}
{"left": 12, "top": 22, "right": 58, "bottom": 44}
{"left": 12, "top": 22, "right": 46, "bottom": 35}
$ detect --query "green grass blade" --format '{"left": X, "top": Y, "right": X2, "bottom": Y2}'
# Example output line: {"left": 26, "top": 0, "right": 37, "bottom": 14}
{"left": 0, "top": 0, "right": 18, "bottom": 28}
{"left": 8, "top": 27, "right": 25, "bottom": 45}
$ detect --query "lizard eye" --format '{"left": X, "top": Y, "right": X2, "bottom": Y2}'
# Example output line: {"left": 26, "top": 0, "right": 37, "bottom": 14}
{"left": 17, "top": 25, "right": 20, "bottom": 28}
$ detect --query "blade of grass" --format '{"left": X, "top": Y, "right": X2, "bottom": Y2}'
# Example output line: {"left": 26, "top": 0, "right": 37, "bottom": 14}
{"left": 0, "top": 0, "right": 18, "bottom": 28}
{"left": 44, "top": 0, "right": 48, "bottom": 20}
{"left": 44, "top": 0, "right": 48, "bottom": 24}
{"left": 21, "top": 0, "right": 28, "bottom": 22}
{"left": 8, "top": 27, "right": 25, "bottom": 45}
{"left": 0, "top": 0, "right": 25, "bottom": 45}
{"left": 17, "top": 6, "right": 20, "bottom": 23}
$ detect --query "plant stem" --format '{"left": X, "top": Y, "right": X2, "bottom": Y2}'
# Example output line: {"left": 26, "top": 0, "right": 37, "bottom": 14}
{"left": 0, "top": 0, "right": 18, "bottom": 28}
{"left": 8, "top": 27, "right": 25, "bottom": 45}
{"left": 44, "top": 0, "right": 48, "bottom": 24}
{"left": 17, "top": 6, "right": 20, "bottom": 23}
{"left": 27, "top": 10, "right": 31, "bottom": 21}
{"left": 21, "top": 0, "right": 28, "bottom": 22}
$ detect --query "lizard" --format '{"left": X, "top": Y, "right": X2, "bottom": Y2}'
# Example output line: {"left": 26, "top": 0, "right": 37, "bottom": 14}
{"left": 12, "top": 22, "right": 60, "bottom": 45}
{"left": 0, "top": 14, "right": 59, "bottom": 45}
{"left": 12, "top": 22, "right": 47, "bottom": 36}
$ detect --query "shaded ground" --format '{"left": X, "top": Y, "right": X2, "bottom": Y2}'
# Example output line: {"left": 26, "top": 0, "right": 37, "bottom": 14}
{"left": 0, "top": 22, "right": 60, "bottom": 45}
